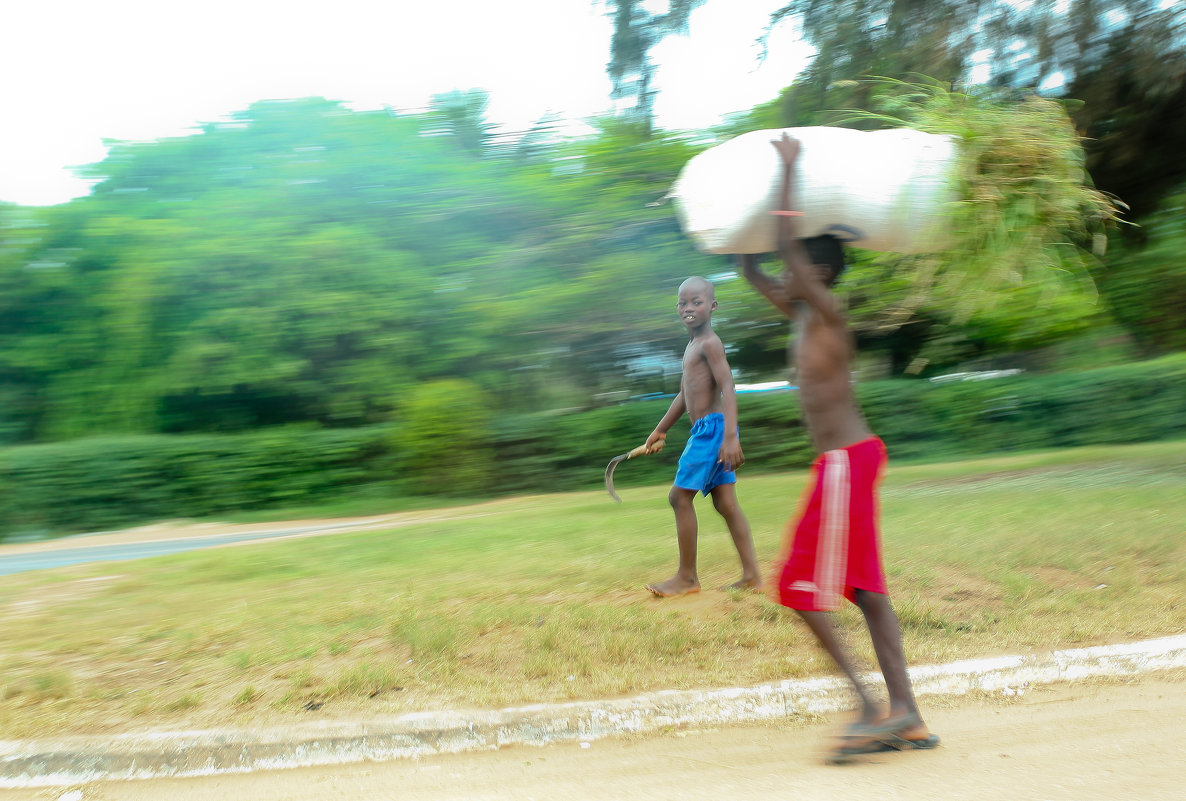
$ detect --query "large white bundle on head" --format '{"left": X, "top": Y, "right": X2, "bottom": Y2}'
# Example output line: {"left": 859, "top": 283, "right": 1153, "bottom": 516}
{"left": 669, "top": 126, "right": 960, "bottom": 255}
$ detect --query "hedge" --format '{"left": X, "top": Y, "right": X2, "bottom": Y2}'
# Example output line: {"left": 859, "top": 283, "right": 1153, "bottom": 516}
{"left": 2, "top": 355, "right": 1183, "bottom": 541}
{"left": 0, "top": 427, "right": 390, "bottom": 542}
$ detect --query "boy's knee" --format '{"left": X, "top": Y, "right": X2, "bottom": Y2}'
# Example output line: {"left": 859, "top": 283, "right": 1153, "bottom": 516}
{"left": 855, "top": 589, "right": 890, "bottom": 612}
{"left": 712, "top": 498, "right": 736, "bottom": 518}
{"left": 668, "top": 487, "right": 694, "bottom": 508}
{"left": 710, "top": 487, "right": 738, "bottom": 515}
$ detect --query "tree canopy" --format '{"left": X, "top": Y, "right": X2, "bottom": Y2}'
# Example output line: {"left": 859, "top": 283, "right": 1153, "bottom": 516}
{"left": 0, "top": 100, "right": 716, "bottom": 442}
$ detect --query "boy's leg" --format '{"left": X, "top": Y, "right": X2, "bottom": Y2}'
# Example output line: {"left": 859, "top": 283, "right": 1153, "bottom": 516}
{"left": 854, "top": 589, "right": 925, "bottom": 727}
{"left": 823, "top": 590, "right": 937, "bottom": 759}
{"left": 794, "top": 609, "right": 880, "bottom": 723}
{"left": 646, "top": 486, "right": 701, "bottom": 597}
{"left": 708, "top": 483, "right": 761, "bottom": 590}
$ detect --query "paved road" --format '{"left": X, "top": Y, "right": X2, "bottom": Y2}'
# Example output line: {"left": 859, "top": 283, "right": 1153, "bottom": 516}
{"left": 0, "top": 513, "right": 461, "bottom": 577}
{"left": 5, "top": 674, "right": 1183, "bottom": 801}
{"left": 0, "top": 524, "right": 357, "bottom": 576}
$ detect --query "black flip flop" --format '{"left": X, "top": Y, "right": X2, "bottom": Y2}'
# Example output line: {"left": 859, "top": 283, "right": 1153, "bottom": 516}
{"left": 881, "top": 732, "right": 941, "bottom": 751}
{"left": 826, "top": 727, "right": 940, "bottom": 764}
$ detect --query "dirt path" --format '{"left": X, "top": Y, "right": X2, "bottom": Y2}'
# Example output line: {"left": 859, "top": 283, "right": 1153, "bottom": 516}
{"left": 7, "top": 673, "right": 1183, "bottom": 801}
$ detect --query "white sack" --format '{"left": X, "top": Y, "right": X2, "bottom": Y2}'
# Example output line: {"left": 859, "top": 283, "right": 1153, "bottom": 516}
{"left": 669, "top": 126, "right": 959, "bottom": 255}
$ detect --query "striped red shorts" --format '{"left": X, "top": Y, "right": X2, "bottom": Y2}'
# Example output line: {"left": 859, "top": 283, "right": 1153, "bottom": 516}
{"left": 775, "top": 437, "right": 889, "bottom": 612}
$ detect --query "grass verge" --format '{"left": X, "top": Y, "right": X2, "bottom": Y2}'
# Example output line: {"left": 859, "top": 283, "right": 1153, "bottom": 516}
{"left": 1, "top": 440, "right": 1184, "bottom": 738}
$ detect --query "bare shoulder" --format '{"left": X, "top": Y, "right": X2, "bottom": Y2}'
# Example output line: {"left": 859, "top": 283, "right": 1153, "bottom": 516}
{"left": 697, "top": 330, "right": 727, "bottom": 356}
{"left": 685, "top": 332, "right": 719, "bottom": 359}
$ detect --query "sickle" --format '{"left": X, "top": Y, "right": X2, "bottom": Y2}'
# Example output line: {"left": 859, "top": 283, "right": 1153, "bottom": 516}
{"left": 604, "top": 444, "right": 652, "bottom": 503}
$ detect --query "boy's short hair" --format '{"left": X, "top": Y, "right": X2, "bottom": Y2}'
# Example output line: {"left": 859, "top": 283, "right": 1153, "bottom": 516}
{"left": 802, "top": 235, "right": 848, "bottom": 283}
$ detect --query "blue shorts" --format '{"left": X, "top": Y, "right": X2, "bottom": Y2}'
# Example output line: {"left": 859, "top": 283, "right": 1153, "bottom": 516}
{"left": 674, "top": 413, "right": 737, "bottom": 496}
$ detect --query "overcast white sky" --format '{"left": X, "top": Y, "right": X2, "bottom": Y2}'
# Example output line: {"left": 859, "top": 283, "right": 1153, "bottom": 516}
{"left": 0, "top": 0, "right": 811, "bottom": 206}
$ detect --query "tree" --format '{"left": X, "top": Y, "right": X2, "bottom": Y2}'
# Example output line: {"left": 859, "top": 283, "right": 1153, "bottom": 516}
{"left": 425, "top": 89, "right": 494, "bottom": 156}
{"left": 601, "top": 0, "right": 707, "bottom": 134}
{"left": 768, "top": 1, "right": 975, "bottom": 87}
{"left": 1062, "top": 18, "right": 1186, "bottom": 220}
{"left": 0, "top": 205, "right": 58, "bottom": 442}
{"left": 749, "top": 1, "right": 1186, "bottom": 370}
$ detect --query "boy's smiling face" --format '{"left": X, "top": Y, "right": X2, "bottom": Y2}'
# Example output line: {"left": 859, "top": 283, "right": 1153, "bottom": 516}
{"left": 676, "top": 278, "right": 716, "bottom": 329}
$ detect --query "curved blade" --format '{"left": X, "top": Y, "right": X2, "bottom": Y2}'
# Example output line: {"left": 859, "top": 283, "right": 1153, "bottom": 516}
{"left": 604, "top": 444, "right": 651, "bottom": 504}
{"left": 604, "top": 454, "right": 629, "bottom": 503}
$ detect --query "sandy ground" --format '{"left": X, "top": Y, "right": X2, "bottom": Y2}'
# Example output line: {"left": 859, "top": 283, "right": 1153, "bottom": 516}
{"left": 5, "top": 674, "right": 1184, "bottom": 801}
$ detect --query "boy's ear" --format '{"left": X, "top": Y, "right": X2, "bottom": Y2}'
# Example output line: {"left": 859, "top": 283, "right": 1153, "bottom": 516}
{"left": 711, "top": 299, "right": 719, "bottom": 311}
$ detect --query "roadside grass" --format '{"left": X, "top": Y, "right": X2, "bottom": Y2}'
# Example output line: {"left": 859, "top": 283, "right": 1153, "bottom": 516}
{"left": 1, "top": 440, "right": 1184, "bottom": 738}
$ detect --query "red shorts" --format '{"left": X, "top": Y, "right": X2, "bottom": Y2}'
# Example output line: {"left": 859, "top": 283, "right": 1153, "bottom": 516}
{"left": 775, "top": 437, "right": 888, "bottom": 611}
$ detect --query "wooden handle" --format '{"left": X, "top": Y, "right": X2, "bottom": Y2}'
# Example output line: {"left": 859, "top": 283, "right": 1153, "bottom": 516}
{"left": 627, "top": 444, "right": 650, "bottom": 459}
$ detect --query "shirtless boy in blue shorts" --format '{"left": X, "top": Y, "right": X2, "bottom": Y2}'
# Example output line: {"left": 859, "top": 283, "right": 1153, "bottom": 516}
{"left": 642, "top": 276, "right": 761, "bottom": 597}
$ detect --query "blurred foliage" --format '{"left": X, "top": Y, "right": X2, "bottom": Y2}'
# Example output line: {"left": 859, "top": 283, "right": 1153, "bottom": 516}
{"left": 0, "top": 100, "right": 716, "bottom": 443}
{"left": 0, "top": 426, "right": 389, "bottom": 540}
{"left": 862, "top": 353, "right": 1186, "bottom": 459}
{"left": 981, "top": 0, "right": 1186, "bottom": 221}
{"left": 837, "top": 244, "right": 1107, "bottom": 374}
{"left": 4, "top": 355, "right": 1183, "bottom": 541}
{"left": 395, "top": 379, "right": 495, "bottom": 495}
{"left": 2, "top": 3, "right": 1184, "bottom": 460}
{"left": 1096, "top": 189, "right": 1186, "bottom": 355}
{"left": 766, "top": 0, "right": 974, "bottom": 93}
{"left": 723, "top": 0, "right": 1186, "bottom": 370}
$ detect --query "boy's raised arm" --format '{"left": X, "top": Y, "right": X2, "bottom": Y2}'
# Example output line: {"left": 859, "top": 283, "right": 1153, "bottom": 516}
{"left": 771, "top": 134, "right": 843, "bottom": 327}
{"left": 739, "top": 254, "right": 796, "bottom": 318}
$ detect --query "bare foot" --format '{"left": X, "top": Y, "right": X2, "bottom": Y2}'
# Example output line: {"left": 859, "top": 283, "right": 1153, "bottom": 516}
{"left": 645, "top": 576, "right": 701, "bottom": 597}
{"left": 721, "top": 576, "right": 762, "bottom": 592}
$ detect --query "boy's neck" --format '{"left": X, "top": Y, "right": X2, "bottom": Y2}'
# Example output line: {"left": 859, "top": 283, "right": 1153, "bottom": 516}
{"left": 687, "top": 319, "right": 713, "bottom": 339}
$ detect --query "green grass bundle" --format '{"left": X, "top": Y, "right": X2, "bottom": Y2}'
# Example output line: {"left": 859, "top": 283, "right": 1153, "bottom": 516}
{"left": 846, "top": 78, "right": 1124, "bottom": 318}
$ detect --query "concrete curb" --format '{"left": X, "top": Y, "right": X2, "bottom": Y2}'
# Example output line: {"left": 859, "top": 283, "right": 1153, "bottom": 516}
{"left": 3, "top": 633, "right": 1185, "bottom": 788}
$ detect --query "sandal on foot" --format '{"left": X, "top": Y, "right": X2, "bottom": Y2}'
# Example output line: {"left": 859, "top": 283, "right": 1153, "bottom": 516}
{"left": 880, "top": 732, "right": 941, "bottom": 751}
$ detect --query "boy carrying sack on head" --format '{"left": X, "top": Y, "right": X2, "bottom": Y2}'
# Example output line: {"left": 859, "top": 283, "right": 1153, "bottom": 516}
{"left": 741, "top": 133, "right": 937, "bottom": 762}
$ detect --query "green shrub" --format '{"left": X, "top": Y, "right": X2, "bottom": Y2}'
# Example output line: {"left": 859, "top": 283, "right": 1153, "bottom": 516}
{"left": 391, "top": 379, "right": 495, "bottom": 496}
{"left": 0, "top": 426, "right": 390, "bottom": 541}
{"left": 863, "top": 353, "right": 1186, "bottom": 459}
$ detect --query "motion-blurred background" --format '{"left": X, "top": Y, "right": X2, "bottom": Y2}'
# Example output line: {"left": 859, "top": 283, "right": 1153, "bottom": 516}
{"left": 1, "top": 1, "right": 1183, "bottom": 539}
